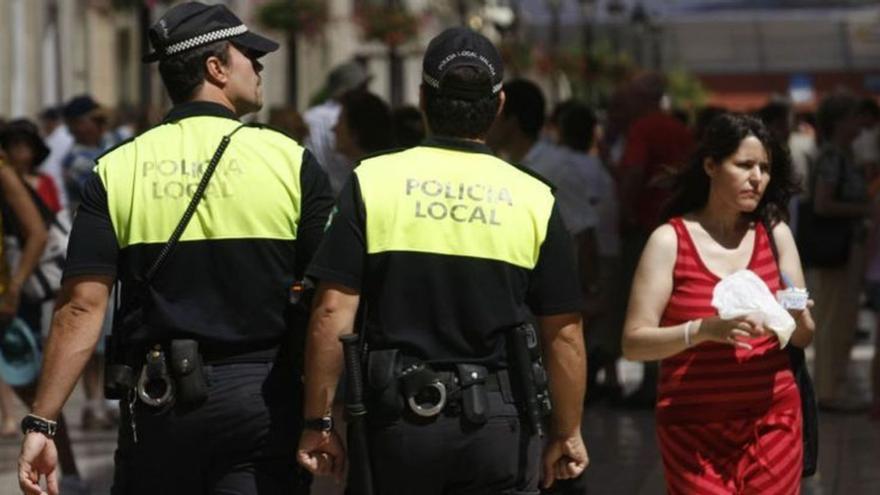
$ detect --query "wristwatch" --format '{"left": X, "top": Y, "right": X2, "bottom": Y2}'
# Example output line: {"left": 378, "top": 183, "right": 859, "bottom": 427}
{"left": 303, "top": 416, "right": 334, "bottom": 432}
{"left": 21, "top": 414, "right": 58, "bottom": 438}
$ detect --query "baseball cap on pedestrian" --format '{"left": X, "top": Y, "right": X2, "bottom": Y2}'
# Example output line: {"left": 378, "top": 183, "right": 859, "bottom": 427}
{"left": 422, "top": 27, "right": 503, "bottom": 101}
{"left": 143, "top": 2, "right": 279, "bottom": 63}
{"left": 62, "top": 95, "right": 103, "bottom": 121}
{"left": 326, "top": 62, "right": 372, "bottom": 99}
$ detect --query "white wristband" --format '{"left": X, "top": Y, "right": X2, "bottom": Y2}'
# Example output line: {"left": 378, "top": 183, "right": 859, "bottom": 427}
{"left": 683, "top": 320, "right": 694, "bottom": 347}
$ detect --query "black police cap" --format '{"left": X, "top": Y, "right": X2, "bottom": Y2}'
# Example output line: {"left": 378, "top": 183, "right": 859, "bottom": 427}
{"left": 422, "top": 27, "right": 504, "bottom": 101}
{"left": 143, "top": 2, "right": 279, "bottom": 63}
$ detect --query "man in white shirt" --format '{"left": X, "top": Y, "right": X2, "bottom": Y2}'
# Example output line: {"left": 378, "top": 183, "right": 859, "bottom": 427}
{"left": 38, "top": 107, "right": 73, "bottom": 210}
{"left": 303, "top": 61, "right": 371, "bottom": 195}
{"left": 557, "top": 101, "right": 626, "bottom": 404}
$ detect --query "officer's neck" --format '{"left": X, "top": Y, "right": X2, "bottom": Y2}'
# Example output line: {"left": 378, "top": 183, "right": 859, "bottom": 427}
{"left": 189, "top": 86, "right": 244, "bottom": 118}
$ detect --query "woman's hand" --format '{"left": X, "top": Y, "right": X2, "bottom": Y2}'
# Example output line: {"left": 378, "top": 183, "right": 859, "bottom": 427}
{"left": 788, "top": 299, "right": 815, "bottom": 323}
{"left": 0, "top": 284, "right": 21, "bottom": 326}
{"left": 694, "top": 315, "right": 766, "bottom": 350}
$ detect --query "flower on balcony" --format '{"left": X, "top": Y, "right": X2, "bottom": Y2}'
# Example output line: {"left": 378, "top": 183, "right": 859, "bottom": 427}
{"left": 355, "top": 4, "right": 421, "bottom": 47}
{"left": 257, "top": 0, "right": 329, "bottom": 40}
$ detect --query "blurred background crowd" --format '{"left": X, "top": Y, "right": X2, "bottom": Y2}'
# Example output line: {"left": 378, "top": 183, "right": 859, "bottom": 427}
{"left": 0, "top": 0, "right": 879, "bottom": 493}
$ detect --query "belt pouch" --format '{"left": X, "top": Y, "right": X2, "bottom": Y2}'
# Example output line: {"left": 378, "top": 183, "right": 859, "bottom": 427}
{"left": 170, "top": 340, "right": 208, "bottom": 407}
{"left": 366, "top": 349, "right": 403, "bottom": 419}
{"left": 104, "top": 334, "right": 135, "bottom": 399}
{"left": 456, "top": 364, "right": 488, "bottom": 425}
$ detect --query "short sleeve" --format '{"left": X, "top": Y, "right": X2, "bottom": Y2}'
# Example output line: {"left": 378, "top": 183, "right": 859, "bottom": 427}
{"left": 63, "top": 173, "right": 119, "bottom": 280}
{"left": 294, "top": 149, "right": 334, "bottom": 278}
{"left": 527, "top": 203, "right": 582, "bottom": 315}
{"left": 305, "top": 174, "right": 367, "bottom": 291}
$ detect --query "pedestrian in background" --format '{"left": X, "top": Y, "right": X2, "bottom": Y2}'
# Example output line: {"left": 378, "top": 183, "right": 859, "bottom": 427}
{"left": 334, "top": 90, "right": 392, "bottom": 162}
{"left": 616, "top": 72, "right": 694, "bottom": 408}
{"left": 304, "top": 61, "right": 371, "bottom": 195}
{"left": 802, "top": 91, "right": 871, "bottom": 411}
{"left": 623, "top": 113, "right": 812, "bottom": 493}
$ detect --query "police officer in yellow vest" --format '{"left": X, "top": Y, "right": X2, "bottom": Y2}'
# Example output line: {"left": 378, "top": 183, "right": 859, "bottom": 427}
{"left": 18, "top": 3, "right": 333, "bottom": 494}
{"left": 297, "top": 28, "right": 589, "bottom": 494}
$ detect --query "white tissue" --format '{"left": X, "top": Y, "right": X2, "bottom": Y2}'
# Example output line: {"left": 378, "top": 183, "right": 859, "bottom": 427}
{"left": 711, "top": 269, "right": 796, "bottom": 348}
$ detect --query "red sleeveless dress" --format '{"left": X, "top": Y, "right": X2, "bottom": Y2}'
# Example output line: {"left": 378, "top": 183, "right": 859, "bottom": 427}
{"left": 656, "top": 218, "right": 802, "bottom": 494}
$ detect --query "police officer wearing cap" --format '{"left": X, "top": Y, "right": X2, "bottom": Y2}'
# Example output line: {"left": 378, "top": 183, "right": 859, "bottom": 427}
{"left": 297, "top": 27, "right": 589, "bottom": 494}
{"left": 18, "top": 3, "right": 332, "bottom": 494}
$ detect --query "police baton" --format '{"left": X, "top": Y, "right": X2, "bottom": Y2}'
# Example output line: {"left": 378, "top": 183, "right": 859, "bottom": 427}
{"left": 339, "top": 334, "right": 375, "bottom": 495}
{"left": 508, "top": 324, "right": 546, "bottom": 437}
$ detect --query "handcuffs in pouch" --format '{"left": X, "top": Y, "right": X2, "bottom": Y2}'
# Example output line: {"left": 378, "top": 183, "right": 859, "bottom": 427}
{"left": 136, "top": 345, "right": 175, "bottom": 407}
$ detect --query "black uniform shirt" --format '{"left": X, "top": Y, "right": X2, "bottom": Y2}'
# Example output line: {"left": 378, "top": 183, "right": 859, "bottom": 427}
{"left": 307, "top": 137, "right": 580, "bottom": 367}
{"left": 64, "top": 102, "right": 334, "bottom": 344}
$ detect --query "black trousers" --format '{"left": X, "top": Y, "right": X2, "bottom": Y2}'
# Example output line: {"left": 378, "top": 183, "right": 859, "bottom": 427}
{"left": 367, "top": 391, "right": 541, "bottom": 495}
{"left": 112, "top": 361, "right": 310, "bottom": 495}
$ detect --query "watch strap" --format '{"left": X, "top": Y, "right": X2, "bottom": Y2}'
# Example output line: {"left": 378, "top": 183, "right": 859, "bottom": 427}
{"left": 303, "top": 416, "right": 333, "bottom": 432}
{"left": 21, "top": 414, "right": 58, "bottom": 438}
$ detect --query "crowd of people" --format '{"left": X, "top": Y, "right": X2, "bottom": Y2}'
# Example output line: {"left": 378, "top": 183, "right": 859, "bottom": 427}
{"left": 0, "top": 8, "right": 878, "bottom": 492}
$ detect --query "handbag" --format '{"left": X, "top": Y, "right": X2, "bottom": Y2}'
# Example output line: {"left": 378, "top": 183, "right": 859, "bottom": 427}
{"left": 3, "top": 192, "right": 71, "bottom": 302}
{"left": 796, "top": 151, "right": 853, "bottom": 268}
{"left": 764, "top": 219, "right": 819, "bottom": 477}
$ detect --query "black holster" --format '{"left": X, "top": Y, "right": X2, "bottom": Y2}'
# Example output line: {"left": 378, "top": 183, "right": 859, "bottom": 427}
{"left": 104, "top": 298, "right": 145, "bottom": 400}
{"left": 169, "top": 339, "right": 208, "bottom": 407}
{"left": 366, "top": 349, "right": 404, "bottom": 420}
{"left": 456, "top": 364, "right": 489, "bottom": 425}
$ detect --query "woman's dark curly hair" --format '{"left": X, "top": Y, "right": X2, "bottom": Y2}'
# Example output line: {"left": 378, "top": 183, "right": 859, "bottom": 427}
{"left": 665, "top": 113, "right": 800, "bottom": 226}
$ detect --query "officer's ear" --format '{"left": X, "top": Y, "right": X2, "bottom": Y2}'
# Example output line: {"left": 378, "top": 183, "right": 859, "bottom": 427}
{"left": 204, "top": 47, "right": 232, "bottom": 86}
{"left": 496, "top": 90, "right": 506, "bottom": 120}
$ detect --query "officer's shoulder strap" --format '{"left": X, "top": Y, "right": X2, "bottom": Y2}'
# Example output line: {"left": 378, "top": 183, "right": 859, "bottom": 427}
{"left": 94, "top": 120, "right": 179, "bottom": 163}
{"left": 510, "top": 162, "right": 557, "bottom": 193}
{"left": 94, "top": 135, "right": 137, "bottom": 163}
{"left": 353, "top": 147, "right": 409, "bottom": 168}
{"left": 243, "top": 122, "right": 303, "bottom": 143}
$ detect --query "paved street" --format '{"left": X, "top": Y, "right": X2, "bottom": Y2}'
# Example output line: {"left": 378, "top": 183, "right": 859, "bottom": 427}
{"left": 0, "top": 342, "right": 876, "bottom": 495}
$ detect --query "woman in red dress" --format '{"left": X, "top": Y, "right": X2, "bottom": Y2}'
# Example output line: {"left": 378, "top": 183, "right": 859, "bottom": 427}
{"left": 622, "top": 113, "right": 815, "bottom": 494}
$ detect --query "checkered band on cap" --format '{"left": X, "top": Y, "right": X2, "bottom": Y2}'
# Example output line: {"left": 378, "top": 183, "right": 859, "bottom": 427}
{"left": 423, "top": 73, "right": 503, "bottom": 94}
{"left": 164, "top": 24, "right": 248, "bottom": 56}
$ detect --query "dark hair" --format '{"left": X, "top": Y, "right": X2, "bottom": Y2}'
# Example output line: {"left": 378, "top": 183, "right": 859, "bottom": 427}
{"left": 422, "top": 66, "right": 501, "bottom": 139}
{"left": 665, "top": 113, "right": 799, "bottom": 225}
{"left": 549, "top": 100, "right": 576, "bottom": 128}
{"left": 339, "top": 90, "right": 392, "bottom": 154}
{"left": 858, "top": 97, "right": 880, "bottom": 120}
{"left": 159, "top": 41, "right": 230, "bottom": 104}
{"left": 39, "top": 107, "right": 62, "bottom": 121}
{"left": 694, "top": 105, "right": 728, "bottom": 141}
{"left": 816, "top": 90, "right": 859, "bottom": 143}
{"left": 500, "top": 79, "right": 545, "bottom": 139}
{"left": 0, "top": 119, "right": 50, "bottom": 168}
{"left": 391, "top": 105, "right": 425, "bottom": 148}
{"left": 757, "top": 101, "right": 791, "bottom": 128}
{"left": 558, "top": 101, "right": 597, "bottom": 151}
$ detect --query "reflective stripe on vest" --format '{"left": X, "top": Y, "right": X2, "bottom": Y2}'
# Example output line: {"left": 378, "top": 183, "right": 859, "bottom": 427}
{"left": 97, "top": 116, "right": 304, "bottom": 248}
{"left": 355, "top": 146, "right": 554, "bottom": 269}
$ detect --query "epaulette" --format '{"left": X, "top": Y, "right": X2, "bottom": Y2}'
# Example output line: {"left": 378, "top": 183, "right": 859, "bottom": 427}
{"left": 94, "top": 136, "right": 136, "bottom": 162}
{"left": 511, "top": 162, "right": 557, "bottom": 193}
{"left": 353, "top": 147, "right": 409, "bottom": 168}
{"left": 244, "top": 122, "right": 302, "bottom": 143}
